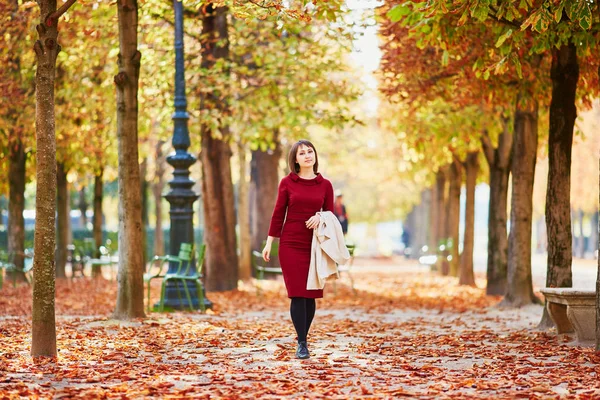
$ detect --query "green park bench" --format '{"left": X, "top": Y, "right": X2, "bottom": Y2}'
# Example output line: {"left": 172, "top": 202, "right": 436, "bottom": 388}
{"left": 145, "top": 242, "right": 206, "bottom": 312}
{"left": 252, "top": 241, "right": 282, "bottom": 296}
{"left": 333, "top": 243, "right": 356, "bottom": 296}
{"left": 87, "top": 244, "right": 119, "bottom": 281}
{"left": 0, "top": 250, "right": 33, "bottom": 289}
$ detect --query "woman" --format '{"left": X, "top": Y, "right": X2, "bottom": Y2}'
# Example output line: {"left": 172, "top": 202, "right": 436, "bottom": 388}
{"left": 262, "top": 139, "right": 334, "bottom": 360}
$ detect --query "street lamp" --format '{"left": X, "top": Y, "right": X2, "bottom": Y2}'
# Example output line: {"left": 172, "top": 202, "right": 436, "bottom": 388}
{"left": 160, "top": 0, "right": 211, "bottom": 310}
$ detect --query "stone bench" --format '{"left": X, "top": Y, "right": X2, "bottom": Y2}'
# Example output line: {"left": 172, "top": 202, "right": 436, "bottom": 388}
{"left": 540, "top": 288, "right": 596, "bottom": 343}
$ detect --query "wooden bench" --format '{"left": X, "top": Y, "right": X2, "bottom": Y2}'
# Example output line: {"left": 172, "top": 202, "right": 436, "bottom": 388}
{"left": 540, "top": 288, "right": 596, "bottom": 343}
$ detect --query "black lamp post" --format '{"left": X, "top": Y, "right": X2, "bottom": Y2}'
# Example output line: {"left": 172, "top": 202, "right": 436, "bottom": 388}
{"left": 159, "top": 0, "right": 211, "bottom": 310}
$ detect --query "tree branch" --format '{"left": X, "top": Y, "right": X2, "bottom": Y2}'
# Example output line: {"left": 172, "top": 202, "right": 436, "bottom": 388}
{"left": 247, "top": 0, "right": 277, "bottom": 10}
{"left": 46, "top": 0, "right": 78, "bottom": 27}
{"left": 488, "top": 6, "right": 523, "bottom": 29}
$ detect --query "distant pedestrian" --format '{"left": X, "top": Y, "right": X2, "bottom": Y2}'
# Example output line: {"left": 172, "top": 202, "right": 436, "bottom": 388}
{"left": 333, "top": 190, "right": 349, "bottom": 236}
{"left": 262, "top": 139, "right": 335, "bottom": 360}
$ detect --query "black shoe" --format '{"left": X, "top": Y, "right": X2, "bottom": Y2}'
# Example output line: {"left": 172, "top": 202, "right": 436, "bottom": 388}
{"left": 296, "top": 341, "right": 310, "bottom": 359}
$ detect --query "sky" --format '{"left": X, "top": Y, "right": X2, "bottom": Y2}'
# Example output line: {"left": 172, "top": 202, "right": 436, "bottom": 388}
{"left": 346, "top": 0, "right": 383, "bottom": 116}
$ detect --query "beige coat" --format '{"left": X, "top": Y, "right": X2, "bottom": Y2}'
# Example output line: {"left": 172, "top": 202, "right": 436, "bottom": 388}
{"left": 307, "top": 211, "right": 351, "bottom": 290}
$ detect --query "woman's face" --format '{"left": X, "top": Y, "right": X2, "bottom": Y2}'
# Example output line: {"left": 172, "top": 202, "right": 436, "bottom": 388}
{"left": 296, "top": 144, "right": 316, "bottom": 170}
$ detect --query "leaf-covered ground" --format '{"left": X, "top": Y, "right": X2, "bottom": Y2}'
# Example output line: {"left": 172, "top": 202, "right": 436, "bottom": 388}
{"left": 1, "top": 258, "right": 599, "bottom": 399}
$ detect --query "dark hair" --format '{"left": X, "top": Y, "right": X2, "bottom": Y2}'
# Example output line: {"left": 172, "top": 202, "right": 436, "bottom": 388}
{"left": 288, "top": 139, "right": 319, "bottom": 174}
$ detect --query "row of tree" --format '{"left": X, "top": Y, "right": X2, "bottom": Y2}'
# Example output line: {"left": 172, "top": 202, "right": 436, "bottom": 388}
{"left": 377, "top": 0, "right": 599, "bottom": 349}
{"left": 1, "top": 0, "right": 360, "bottom": 358}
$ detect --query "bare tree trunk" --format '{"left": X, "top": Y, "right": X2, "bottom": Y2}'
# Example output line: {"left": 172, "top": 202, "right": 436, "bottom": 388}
{"left": 140, "top": 157, "right": 148, "bottom": 268}
{"left": 113, "top": 0, "right": 145, "bottom": 319}
{"left": 481, "top": 121, "right": 512, "bottom": 295}
{"left": 0, "top": 196, "right": 4, "bottom": 229}
{"left": 435, "top": 167, "right": 448, "bottom": 274}
{"left": 56, "top": 162, "right": 68, "bottom": 279}
{"left": 447, "top": 158, "right": 462, "bottom": 277}
{"left": 421, "top": 188, "right": 432, "bottom": 253}
{"left": 539, "top": 43, "right": 578, "bottom": 328}
{"left": 428, "top": 184, "right": 438, "bottom": 252}
{"left": 503, "top": 94, "right": 540, "bottom": 307}
{"left": 78, "top": 187, "right": 88, "bottom": 228}
{"left": 238, "top": 141, "right": 251, "bottom": 281}
{"left": 404, "top": 208, "right": 416, "bottom": 253}
{"left": 79, "top": 186, "right": 88, "bottom": 229}
{"left": 545, "top": 42, "right": 577, "bottom": 283}
{"left": 7, "top": 138, "right": 27, "bottom": 283}
{"left": 92, "top": 169, "right": 103, "bottom": 278}
{"left": 32, "top": 0, "right": 68, "bottom": 358}
{"left": 5, "top": 0, "right": 27, "bottom": 284}
{"left": 250, "top": 140, "right": 282, "bottom": 253}
{"left": 153, "top": 140, "right": 165, "bottom": 256}
{"left": 200, "top": 5, "right": 239, "bottom": 291}
{"left": 412, "top": 191, "right": 429, "bottom": 256}
{"left": 459, "top": 150, "right": 478, "bottom": 286}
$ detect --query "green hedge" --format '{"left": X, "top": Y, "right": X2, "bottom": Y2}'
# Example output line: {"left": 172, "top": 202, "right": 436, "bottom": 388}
{"left": 0, "top": 228, "right": 204, "bottom": 261}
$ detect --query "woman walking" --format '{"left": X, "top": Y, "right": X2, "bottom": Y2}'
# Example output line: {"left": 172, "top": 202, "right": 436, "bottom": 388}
{"left": 262, "top": 139, "right": 334, "bottom": 359}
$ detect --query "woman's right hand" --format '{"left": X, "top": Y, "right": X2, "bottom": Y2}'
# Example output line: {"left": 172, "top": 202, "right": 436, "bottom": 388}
{"left": 262, "top": 244, "right": 271, "bottom": 262}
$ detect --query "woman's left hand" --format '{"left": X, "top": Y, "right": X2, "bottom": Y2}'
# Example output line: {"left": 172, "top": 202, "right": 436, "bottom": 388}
{"left": 306, "top": 214, "right": 320, "bottom": 230}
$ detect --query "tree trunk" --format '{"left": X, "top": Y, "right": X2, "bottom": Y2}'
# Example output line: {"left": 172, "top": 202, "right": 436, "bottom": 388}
{"left": 200, "top": 5, "right": 239, "bottom": 292}
{"left": 32, "top": 0, "right": 62, "bottom": 358}
{"left": 250, "top": 140, "right": 282, "bottom": 253}
{"left": 459, "top": 150, "right": 478, "bottom": 286}
{"left": 481, "top": 121, "right": 512, "bottom": 296}
{"left": 5, "top": 0, "right": 26, "bottom": 283}
{"left": 140, "top": 157, "right": 148, "bottom": 268}
{"left": 153, "top": 140, "right": 165, "bottom": 256}
{"left": 435, "top": 168, "right": 448, "bottom": 273}
{"left": 447, "top": 159, "right": 462, "bottom": 277}
{"left": 0, "top": 196, "right": 4, "bottom": 229}
{"left": 238, "top": 141, "right": 252, "bottom": 281}
{"left": 55, "top": 162, "right": 68, "bottom": 279}
{"left": 7, "top": 138, "right": 27, "bottom": 283}
{"left": 413, "top": 191, "right": 429, "bottom": 256}
{"left": 545, "top": 42, "right": 577, "bottom": 284}
{"left": 404, "top": 207, "right": 416, "bottom": 253}
{"left": 92, "top": 169, "right": 104, "bottom": 278}
{"left": 78, "top": 187, "right": 88, "bottom": 228}
{"left": 113, "top": 0, "right": 145, "bottom": 319}
{"left": 428, "top": 184, "right": 438, "bottom": 252}
{"left": 420, "top": 188, "right": 432, "bottom": 253}
{"left": 539, "top": 43, "right": 579, "bottom": 328}
{"left": 503, "top": 95, "right": 540, "bottom": 307}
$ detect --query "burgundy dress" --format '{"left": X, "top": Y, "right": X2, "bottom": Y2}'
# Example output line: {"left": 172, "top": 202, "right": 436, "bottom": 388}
{"left": 268, "top": 172, "right": 334, "bottom": 298}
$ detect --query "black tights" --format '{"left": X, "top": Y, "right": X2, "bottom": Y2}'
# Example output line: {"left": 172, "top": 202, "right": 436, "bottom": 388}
{"left": 290, "top": 297, "right": 316, "bottom": 343}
